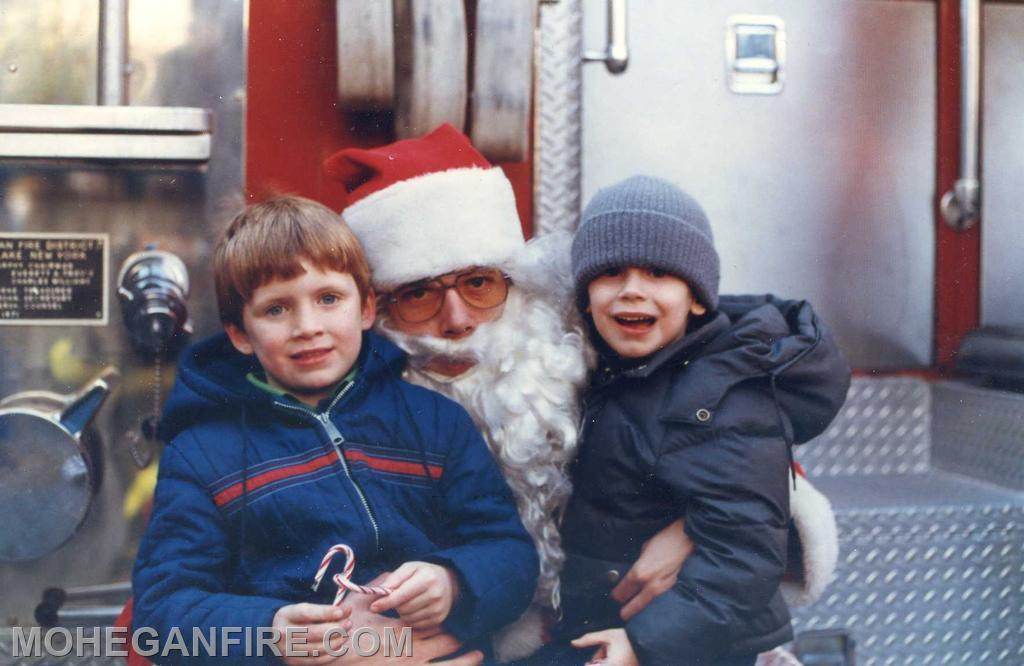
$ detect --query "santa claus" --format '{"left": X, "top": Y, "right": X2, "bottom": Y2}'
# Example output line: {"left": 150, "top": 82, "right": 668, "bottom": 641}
{"left": 325, "top": 124, "right": 590, "bottom": 661}
{"left": 325, "top": 125, "right": 837, "bottom": 664}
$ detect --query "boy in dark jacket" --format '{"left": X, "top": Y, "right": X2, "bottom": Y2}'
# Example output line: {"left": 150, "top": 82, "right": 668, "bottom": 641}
{"left": 132, "top": 196, "right": 537, "bottom": 664}
{"left": 551, "top": 176, "right": 851, "bottom": 665}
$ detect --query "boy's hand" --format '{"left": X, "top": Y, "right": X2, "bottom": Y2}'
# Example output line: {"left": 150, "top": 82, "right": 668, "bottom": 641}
{"left": 612, "top": 518, "right": 693, "bottom": 621}
{"left": 369, "top": 561, "right": 461, "bottom": 629}
{"left": 337, "top": 580, "right": 481, "bottom": 665}
{"left": 571, "top": 628, "right": 639, "bottom": 666}
{"left": 273, "top": 603, "right": 353, "bottom": 665}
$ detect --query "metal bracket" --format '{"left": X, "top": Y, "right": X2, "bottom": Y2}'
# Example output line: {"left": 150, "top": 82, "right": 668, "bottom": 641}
{"left": 940, "top": 178, "right": 981, "bottom": 231}
{"left": 582, "top": 0, "right": 628, "bottom": 74}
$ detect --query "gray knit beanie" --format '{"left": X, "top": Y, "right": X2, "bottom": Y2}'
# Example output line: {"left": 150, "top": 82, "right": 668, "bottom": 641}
{"left": 572, "top": 175, "right": 720, "bottom": 310}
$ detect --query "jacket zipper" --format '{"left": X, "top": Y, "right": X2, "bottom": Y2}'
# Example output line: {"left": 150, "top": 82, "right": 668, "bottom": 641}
{"left": 275, "top": 381, "right": 381, "bottom": 553}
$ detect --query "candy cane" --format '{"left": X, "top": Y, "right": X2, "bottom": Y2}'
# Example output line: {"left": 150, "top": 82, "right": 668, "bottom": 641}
{"left": 311, "top": 544, "right": 392, "bottom": 606}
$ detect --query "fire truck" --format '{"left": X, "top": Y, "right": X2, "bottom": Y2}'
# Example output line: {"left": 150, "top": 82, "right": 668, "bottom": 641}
{"left": 0, "top": 2, "right": 1021, "bottom": 664}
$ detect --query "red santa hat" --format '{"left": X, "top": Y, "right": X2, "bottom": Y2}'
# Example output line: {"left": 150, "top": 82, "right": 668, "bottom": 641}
{"left": 324, "top": 124, "right": 526, "bottom": 288}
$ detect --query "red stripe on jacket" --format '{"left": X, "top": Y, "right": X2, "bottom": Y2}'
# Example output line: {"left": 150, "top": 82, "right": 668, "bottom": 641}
{"left": 212, "top": 449, "right": 443, "bottom": 507}
{"left": 213, "top": 452, "right": 337, "bottom": 507}
{"left": 345, "top": 449, "right": 443, "bottom": 479}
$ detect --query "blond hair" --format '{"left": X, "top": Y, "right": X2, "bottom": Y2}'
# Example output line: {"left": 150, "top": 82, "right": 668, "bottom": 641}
{"left": 214, "top": 195, "right": 372, "bottom": 329}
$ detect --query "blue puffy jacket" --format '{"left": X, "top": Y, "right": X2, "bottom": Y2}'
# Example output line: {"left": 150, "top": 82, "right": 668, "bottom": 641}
{"left": 132, "top": 331, "right": 538, "bottom": 663}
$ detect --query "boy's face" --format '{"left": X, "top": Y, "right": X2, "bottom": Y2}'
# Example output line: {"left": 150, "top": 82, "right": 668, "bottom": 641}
{"left": 225, "top": 261, "right": 376, "bottom": 406}
{"left": 587, "top": 266, "right": 706, "bottom": 359}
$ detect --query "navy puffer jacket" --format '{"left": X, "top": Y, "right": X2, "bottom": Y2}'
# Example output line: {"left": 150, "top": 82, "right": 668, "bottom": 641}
{"left": 132, "top": 331, "right": 537, "bottom": 664}
{"left": 560, "top": 295, "right": 851, "bottom": 664}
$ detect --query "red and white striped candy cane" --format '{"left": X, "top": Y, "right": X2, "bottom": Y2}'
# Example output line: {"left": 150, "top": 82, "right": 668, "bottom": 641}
{"left": 311, "top": 544, "right": 392, "bottom": 606}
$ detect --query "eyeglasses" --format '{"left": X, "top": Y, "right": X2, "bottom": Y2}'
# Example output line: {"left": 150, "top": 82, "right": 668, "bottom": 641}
{"left": 385, "top": 267, "right": 512, "bottom": 323}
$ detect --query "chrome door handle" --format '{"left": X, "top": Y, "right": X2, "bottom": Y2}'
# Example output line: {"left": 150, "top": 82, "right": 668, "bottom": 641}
{"left": 941, "top": 0, "right": 981, "bottom": 231}
{"left": 583, "top": 0, "right": 629, "bottom": 74}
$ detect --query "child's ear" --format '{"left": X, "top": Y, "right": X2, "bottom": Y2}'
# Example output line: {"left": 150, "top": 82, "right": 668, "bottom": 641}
{"left": 361, "top": 290, "right": 378, "bottom": 330}
{"left": 225, "top": 323, "right": 254, "bottom": 355}
{"left": 690, "top": 301, "right": 707, "bottom": 316}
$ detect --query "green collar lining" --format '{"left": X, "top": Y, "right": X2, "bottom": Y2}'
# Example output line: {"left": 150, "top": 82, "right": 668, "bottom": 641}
{"left": 246, "top": 364, "right": 359, "bottom": 411}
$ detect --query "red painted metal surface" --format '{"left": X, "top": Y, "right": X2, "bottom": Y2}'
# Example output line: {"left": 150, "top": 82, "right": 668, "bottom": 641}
{"left": 934, "top": 0, "right": 981, "bottom": 370}
{"left": 245, "top": 0, "right": 533, "bottom": 235}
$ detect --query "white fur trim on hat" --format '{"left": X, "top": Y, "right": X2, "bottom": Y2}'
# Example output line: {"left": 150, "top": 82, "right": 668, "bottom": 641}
{"left": 782, "top": 474, "right": 839, "bottom": 608}
{"left": 343, "top": 166, "right": 525, "bottom": 287}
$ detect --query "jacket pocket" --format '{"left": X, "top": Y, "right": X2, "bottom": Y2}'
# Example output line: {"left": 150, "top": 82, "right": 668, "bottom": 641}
{"left": 559, "top": 552, "right": 634, "bottom": 638}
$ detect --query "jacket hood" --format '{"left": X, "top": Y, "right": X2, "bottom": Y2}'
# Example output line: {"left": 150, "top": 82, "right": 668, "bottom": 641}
{"left": 639, "top": 294, "right": 850, "bottom": 444}
{"left": 158, "top": 330, "right": 408, "bottom": 442}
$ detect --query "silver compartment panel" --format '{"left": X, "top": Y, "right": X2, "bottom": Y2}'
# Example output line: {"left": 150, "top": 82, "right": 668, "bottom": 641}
{"left": 981, "top": 4, "right": 1024, "bottom": 328}
{"left": 582, "top": 0, "right": 936, "bottom": 369}
{"left": 0, "top": 0, "right": 245, "bottom": 626}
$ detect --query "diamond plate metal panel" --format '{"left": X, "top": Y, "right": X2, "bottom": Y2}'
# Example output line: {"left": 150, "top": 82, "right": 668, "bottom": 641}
{"left": 932, "top": 382, "right": 1024, "bottom": 491}
{"left": 798, "top": 378, "right": 931, "bottom": 478}
{"left": 793, "top": 504, "right": 1024, "bottom": 665}
{"left": 535, "top": 0, "right": 582, "bottom": 236}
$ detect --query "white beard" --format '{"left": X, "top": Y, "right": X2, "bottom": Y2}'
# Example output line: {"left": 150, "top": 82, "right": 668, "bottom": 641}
{"left": 378, "top": 287, "right": 591, "bottom": 612}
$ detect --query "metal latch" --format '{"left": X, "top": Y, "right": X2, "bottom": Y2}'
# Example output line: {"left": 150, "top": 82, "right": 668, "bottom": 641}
{"left": 727, "top": 15, "right": 786, "bottom": 95}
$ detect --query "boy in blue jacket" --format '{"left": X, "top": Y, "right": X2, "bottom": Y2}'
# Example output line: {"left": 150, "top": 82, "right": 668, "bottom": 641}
{"left": 132, "top": 196, "right": 537, "bottom": 664}
{"left": 540, "top": 176, "right": 850, "bottom": 665}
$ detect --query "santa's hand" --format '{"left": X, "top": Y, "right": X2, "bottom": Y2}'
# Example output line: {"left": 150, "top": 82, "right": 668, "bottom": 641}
{"left": 571, "top": 628, "right": 639, "bottom": 666}
{"left": 369, "top": 561, "right": 461, "bottom": 629}
{"left": 612, "top": 518, "right": 693, "bottom": 621}
{"left": 272, "top": 602, "right": 353, "bottom": 666}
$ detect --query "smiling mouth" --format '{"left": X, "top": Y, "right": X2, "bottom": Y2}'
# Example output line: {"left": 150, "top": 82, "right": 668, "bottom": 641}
{"left": 291, "top": 348, "right": 332, "bottom": 362}
{"left": 613, "top": 314, "right": 656, "bottom": 329}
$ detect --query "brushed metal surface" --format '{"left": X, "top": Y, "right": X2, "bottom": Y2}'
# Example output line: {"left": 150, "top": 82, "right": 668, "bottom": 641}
{"left": 581, "top": 0, "right": 936, "bottom": 369}
{"left": 0, "top": 104, "right": 210, "bottom": 132}
{"left": 0, "top": 0, "right": 245, "bottom": 626}
{"left": 981, "top": 4, "right": 1024, "bottom": 327}
{"left": 0, "top": 133, "right": 211, "bottom": 161}
{"left": 98, "top": 0, "right": 129, "bottom": 106}
{"left": 0, "top": 1, "right": 99, "bottom": 105}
